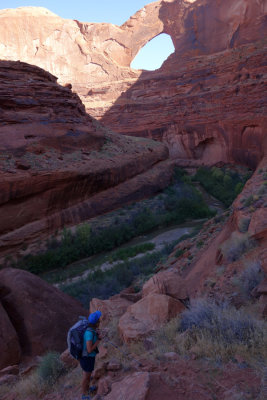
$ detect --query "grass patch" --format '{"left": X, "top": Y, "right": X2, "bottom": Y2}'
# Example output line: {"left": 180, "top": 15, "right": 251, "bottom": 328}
{"left": 232, "top": 261, "right": 264, "bottom": 299}
{"left": 220, "top": 232, "right": 256, "bottom": 262}
{"left": 37, "top": 352, "right": 66, "bottom": 385}
{"left": 151, "top": 299, "right": 267, "bottom": 364}
{"left": 244, "top": 195, "right": 254, "bottom": 207}
{"left": 108, "top": 242, "right": 155, "bottom": 263}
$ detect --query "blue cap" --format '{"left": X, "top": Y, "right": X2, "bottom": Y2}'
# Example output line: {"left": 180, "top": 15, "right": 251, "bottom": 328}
{"left": 88, "top": 310, "right": 102, "bottom": 324}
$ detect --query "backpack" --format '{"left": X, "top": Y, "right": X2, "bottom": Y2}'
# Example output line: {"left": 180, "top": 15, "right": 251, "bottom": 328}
{"left": 67, "top": 318, "right": 99, "bottom": 360}
{"left": 67, "top": 318, "right": 89, "bottom": 360}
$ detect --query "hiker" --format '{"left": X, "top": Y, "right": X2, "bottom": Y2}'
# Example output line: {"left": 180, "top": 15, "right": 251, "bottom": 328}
{"left": 80, "top": 310, "right": 102, "bottom": 400}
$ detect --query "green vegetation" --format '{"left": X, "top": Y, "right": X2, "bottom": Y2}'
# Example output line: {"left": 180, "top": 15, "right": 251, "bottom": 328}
{"left": 14, "top": 169, "right": 214, "bottom": 275}
{"left": 37, "top": 352, "right": 66, "bottom": 385}
{"left": 61, "top": 242, "right": 175, "bottom": 307}
{"left": 108, "top": 242, "right": 155, "bottom": 263}
{"left": 243, "top": 195, "right": 254, "bottom": 207}
{"left": 220, "top": 231, "right": 256, "bottom": 262}
{"left": 193, "top": 166, "right": 252, "bottom": 207}
{"left": 151, "top": 299, "right": 267, "bottom": 364}
{"left": 175, "top": 248, "right": 185, "bottom": 258}
{"left": 232, "top": 261, "right": 264, "bottom": 299}
{"left": 61, "top": 227, "right": 200, "bottom": 307}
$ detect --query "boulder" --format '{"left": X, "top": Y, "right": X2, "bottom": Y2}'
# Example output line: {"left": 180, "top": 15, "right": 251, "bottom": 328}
{"left": 105, "top": 372, "right": 150, "bottom": 400}
{"left": 90, "top": 295, "right": 133, "bottom": 325}
{"left": 0, "top": 268, "right": 86, "bottom": 358}
{"left": 118, "top": 294, "right": 185, "bottom": 343}
{"left": 142, "top": 269, "right": 188, "bottom": 300}
{"left": 106, "top": 359, "right": 121, "bottom": 372}
{"left": 249, "top": 209, "right": 267, "bottom": 241}
{"left": 0, "top": 300, "right": 21, "bottom": 370}
{"left": 96, "top": 376, "right": 112, "bottom": 396}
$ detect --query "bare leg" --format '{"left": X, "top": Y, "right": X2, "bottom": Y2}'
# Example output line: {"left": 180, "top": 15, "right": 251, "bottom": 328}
{"left": 82, "top": 371, "right": 91, "bottom": 395}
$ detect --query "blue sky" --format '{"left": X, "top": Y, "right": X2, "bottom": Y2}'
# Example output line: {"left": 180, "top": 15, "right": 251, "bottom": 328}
{"left": 0, "top": 0, "right": 175, "bottom": 70}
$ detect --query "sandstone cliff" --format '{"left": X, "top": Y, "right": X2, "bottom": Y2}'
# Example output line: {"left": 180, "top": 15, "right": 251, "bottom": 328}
{"left": 0, "top": 60, "right": 172, "bottom": 258}
{"left": 0, "top": 0, "right": 266, "bottom": 167}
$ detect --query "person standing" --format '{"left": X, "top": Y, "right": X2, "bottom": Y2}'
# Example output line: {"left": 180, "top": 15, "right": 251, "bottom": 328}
{"left": 80, "top": 310, "right": 102, "bottom": 400}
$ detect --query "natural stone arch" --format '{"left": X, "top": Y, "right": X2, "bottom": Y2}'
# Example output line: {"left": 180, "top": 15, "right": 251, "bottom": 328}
{"left": 130, "top": 33, "right": 175, "bottom": 70}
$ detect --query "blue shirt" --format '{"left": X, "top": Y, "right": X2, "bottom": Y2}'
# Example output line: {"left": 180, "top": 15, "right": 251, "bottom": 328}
{"left": 83, "top": 329, "right": 98, "bottom": 357}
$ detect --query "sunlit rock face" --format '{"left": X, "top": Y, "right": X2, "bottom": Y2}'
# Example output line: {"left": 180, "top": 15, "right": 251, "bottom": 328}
{"left": 0, "top": 0, "right": 266, "bottom": 167}
{"left": 0, "top": 60, "right": 171, "bottom": 258}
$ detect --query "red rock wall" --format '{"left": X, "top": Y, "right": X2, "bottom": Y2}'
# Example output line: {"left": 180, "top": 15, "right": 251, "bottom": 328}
{"left": 0, "top": 61, "right": 171, "bottom": 258}
{"left": 0, "top": 0, "right": 266, "bottom": 168}
{"left": 101, "top": 41, "right": 267, "bottom": 168}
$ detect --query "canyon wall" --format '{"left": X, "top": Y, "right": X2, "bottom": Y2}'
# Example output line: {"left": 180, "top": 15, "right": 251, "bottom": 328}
{"left": 0, "top": 60, "right": 171, "bottom": 258}
{"left": 0, "top": 0, "right": 266, "bottom": 166}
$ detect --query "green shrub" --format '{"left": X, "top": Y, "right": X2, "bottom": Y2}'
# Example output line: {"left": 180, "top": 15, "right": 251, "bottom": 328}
{"left": 175, "top": 248, "right": 185, "bottom": 258}
{"left": 235, "top": 182, "right": 244, "bottom": 195}
{"left": 62, "top": 240, "right": 181, "bottom": 307}
{"left": 235, "top": 261, "right": 264, "bottom": 299}
{"left": 16, "top": 169, "right": 212, "bottom": 275}
{"left": 193, "top": 166, "right": 251, "bottom": 207}
{"left": 244, "top": 195, "right": 254, "bottom": 207}
{"left": 221, "top": 232, "right": 256, "bottom": 262}
{"left": 108, "top": 243, "right": 155, "bottom": 263}
{"left": 258, "top": 185, "right": 266, "bottom": 196}
{"left": 179, "top": 299, "right": 267, "bottom": 355}
{"left": 151, "top": 299, "right": 267, "bottom": 363}
{"left": 37, "top": 352, "right": 66, "bottom": 385}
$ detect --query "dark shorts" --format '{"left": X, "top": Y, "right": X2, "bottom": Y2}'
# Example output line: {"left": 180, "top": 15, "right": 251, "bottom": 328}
{"left": 79, "top": 356, "right": 95, "bottom": 373}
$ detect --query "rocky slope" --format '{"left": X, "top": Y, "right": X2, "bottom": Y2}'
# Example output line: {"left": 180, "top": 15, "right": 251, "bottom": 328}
{"left": 0, "top": 0, "right": 266, "bottom": 166}
{"left": 87, "top": 160, "right": 267, "bottom": 343}
{"left": 0, "top": 60, "right": 172, "bottom": 259}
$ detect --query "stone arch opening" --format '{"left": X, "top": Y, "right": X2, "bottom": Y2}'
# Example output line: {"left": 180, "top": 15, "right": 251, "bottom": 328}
{"left": 130, "top": 33, "right": 174, "bottom": 71}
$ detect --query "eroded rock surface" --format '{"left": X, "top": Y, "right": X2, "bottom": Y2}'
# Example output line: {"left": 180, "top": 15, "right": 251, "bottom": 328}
{"left": 1, "top": 1, "right": 266, "bottom": 167}
{"left": 0, "top": 268, "right": 86, "bottom": 368}
{"left": 118, "top": 294, "right": 185, "bottom": 342}
{"left": 90, "top": 295, "right": 133, "bottom": 325}
{"left": 0, "top": 301, "right": 21, "bottom": 370}
{"left": 0, "top": 60, "right": 171, "bottom": 258}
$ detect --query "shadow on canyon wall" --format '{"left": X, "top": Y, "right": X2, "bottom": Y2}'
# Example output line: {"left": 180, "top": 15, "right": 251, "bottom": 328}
{"left": 99, "top": 0, "right": 267, "bottom": 170}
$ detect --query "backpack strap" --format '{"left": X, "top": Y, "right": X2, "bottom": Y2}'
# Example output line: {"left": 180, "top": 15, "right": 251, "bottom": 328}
{"left": 86, "top": 327, "right": 97, "bottom": 342}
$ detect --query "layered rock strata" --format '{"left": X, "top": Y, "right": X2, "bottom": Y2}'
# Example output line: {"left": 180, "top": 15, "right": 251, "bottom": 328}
{"left": 0, "top": 1, "right": 266, "bottom": 167}
{"left": 0, "top": 61, "right": 171, "bottom": 257}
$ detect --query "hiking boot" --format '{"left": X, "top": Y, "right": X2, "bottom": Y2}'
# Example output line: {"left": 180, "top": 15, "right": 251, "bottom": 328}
{"left": 81, "top": 395, "right": 91, "bottom": 400}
